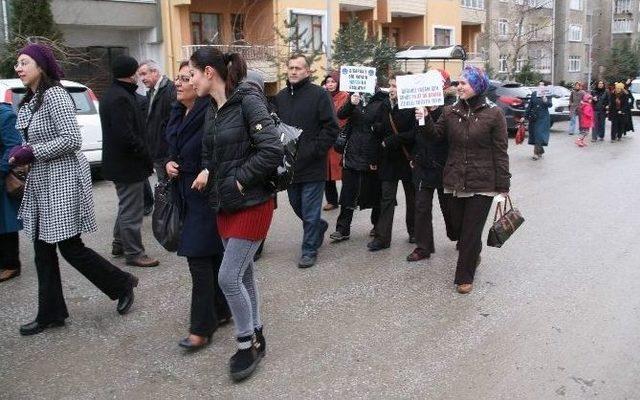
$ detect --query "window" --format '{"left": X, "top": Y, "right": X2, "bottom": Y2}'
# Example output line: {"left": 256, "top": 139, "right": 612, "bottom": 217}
{"left": 568, "top": 56, "right": 581, "bottom": 72}
{"left": 461, "top": 0, "right": 484, "bottom": 9}
{"left": 516, "top": 58, "right": 526, "bottom": 72}
{"left": 529, "top": 0, "right": 553, "bottom": 7}
{"left": 191, "top": 13, "right": 220, "bottom": 45}
{"left": 613, "top": 18, "right": 633, "bottom": 33}
{"left": 615, "top": 0, "right": 632, "bottom": 13}
{"left": 291, "top": 13, "right": 323, "bottom": 52}
{"left": 499, "top": 55, "right": 508, "bottom": 72}
{"left": 434, "top": 27, "right": 453, "bottom": 46}
{"left": 569, "top": 0, "right": 582, "bottom": 10}
{"left": 569, "top": 25, "right": 582, "bottom": 41}
{"left": 231, "top": 14, "right": 245, "bottom": 41}
{"left": 498, "top": 19, "right": 508, "bottom": 36}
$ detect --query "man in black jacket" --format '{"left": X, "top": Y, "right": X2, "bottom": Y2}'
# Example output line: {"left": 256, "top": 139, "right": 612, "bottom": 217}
{"left": 273, "top": 55, "right": 339, "bottom": 268}
{"left": 100, "top": 55, "right": 159, "bottom": 268}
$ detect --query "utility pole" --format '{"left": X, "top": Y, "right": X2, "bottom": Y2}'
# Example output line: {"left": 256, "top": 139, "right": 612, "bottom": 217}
{"left": 586, "top": 0, "right": 596, "bottom": 91}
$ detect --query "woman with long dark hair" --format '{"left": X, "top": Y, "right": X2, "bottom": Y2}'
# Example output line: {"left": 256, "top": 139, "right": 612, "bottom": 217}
{"left": 12, "top": 44, "right": 138, "bottom": 336}
{"left": 189, "top": 48, "right": 283, "bottom": 381}
{"left": 165, "top": 61, "right": 231, "bottom": 350}
{"left": 591, "top": 80, "right": 609, "bottom": 142}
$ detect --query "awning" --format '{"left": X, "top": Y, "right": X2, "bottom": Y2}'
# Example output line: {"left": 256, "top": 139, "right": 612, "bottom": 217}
{"left": 395, "top": 45, "right": 467, "bottom": 61}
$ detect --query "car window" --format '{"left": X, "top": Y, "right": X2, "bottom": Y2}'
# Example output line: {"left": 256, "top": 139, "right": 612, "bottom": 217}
{"left": 495, "top": 86, "right": 532, "bottom": 98}
{"left": 629, "top": 82, "right": 640, "bottom": 94}
{"left": 10, "top": 87, "right": 95, "bottom": 115}
{"left": 552, "top": 86, "right": 571, "bottom": 97}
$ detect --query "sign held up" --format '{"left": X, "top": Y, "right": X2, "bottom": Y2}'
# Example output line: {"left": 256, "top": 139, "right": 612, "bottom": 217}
{"left": 339, "top": 66, "right": 377, "bottom": 94}
{"left": 396, "top": 70, "right": 445, "bottom": 110}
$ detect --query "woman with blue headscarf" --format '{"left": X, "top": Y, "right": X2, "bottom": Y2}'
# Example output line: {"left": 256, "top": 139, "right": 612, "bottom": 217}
{"left": 416, "top": 66, "right": 511, "bottom": 294}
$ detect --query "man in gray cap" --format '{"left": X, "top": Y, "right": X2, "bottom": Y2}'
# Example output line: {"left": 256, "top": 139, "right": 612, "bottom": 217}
{"left": 99, "top": 55, "right": 159, "bottom": 268}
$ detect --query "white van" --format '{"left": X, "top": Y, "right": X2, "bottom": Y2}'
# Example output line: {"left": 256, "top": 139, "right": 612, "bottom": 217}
{"left": 0, "top": 79, "right": 103, "bottom": 170}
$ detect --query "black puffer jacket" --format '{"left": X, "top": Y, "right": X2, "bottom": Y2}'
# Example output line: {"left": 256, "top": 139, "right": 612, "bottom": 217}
{"left": 201, "top": 82, "right": 284, "bottom": 213}
{"left": 273, "top": 77, "right": 339, "bottom": 183}
{"left": 410, "top": 105, "right": 449, "bottom": 190}
{"left": 338, "top": 91, "right": 386, "bottom": 171}
{"left": 376, "top": 98, "right": 414, "bottom": 181}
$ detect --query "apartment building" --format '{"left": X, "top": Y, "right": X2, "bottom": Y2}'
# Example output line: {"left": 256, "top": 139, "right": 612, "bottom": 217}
{"left": 553, "top": 0, "right": 589, "bottom": 84}
{"left": 611, "top": 0, "right": 639, "bottom": 44}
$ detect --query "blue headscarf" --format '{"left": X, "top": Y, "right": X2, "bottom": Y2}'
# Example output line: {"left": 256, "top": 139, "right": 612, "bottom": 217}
{"left": 461, "top": 66, "right": 489, "bottom": 95}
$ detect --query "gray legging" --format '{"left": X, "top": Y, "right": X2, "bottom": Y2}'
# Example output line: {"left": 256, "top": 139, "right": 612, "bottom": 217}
{"left": 218, "top": 238, "right": 263, "bottom": 339}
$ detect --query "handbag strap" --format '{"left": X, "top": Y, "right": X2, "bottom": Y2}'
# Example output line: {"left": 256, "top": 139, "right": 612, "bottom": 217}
{"left": 388, "top": 113, "right": 413, "bottom": 164}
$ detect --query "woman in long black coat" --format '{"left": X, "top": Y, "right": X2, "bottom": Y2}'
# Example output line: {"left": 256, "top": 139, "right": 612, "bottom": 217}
{"left": 165, "top": 62, "right": 230, "bottom": 350}
{"left": 608, "top": 83, "right": 631, "bottom": 142}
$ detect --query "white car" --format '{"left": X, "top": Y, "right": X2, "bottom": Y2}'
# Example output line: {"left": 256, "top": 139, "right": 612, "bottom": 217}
{"left": 628, "top": 79, "right": 640, "bottom": 113}
{"left": 0, "top": 79, "right": 102, "bottom": 170}
{"left": 547, "top": 86, "right": 571, "bottom": 127}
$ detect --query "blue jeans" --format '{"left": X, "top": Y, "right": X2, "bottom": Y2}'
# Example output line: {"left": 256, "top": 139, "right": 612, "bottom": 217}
{"left": 569, "top": 114, "right": 579, "bottom": 134}
{"left": 287, "top": 181, "right": 326, "bottom": 258}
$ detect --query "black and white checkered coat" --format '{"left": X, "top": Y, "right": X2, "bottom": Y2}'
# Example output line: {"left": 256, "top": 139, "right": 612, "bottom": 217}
{"left": 15, "top": 86, "right": 97, "bottom": 243}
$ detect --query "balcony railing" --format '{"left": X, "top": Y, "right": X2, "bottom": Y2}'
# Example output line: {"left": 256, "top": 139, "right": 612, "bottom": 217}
{"left": 182, "top": 44, "right": 276, "bottom": 62}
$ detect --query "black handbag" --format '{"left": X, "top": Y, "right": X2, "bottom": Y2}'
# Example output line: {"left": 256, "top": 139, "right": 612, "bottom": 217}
{"left": 152, "top": 180, "right": 182, "bottom": 252}
{"left": 269, "top": 113, "right": 302, "bottom": 192}
{"left": 487, "top": 195, "right": 524, "bottom": 248}
{"left": 333, "top": 122, "right": 351, "bottom": 154}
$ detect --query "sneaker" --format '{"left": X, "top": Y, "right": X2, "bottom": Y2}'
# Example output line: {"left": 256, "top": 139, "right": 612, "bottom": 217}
{"left": 406, "top": 248, "right": 430, "bottom": 262}
{"left": 298, "top": 255, "right": 316, "bottom": 269}
{"left": 329, "top": 231, "right": 350, "bottom": 242}
{"left": 230, "top": 337, "right": 261, "bottom": 382}
{"left": 367, "top": 240, "right": 389, "bottom": 252}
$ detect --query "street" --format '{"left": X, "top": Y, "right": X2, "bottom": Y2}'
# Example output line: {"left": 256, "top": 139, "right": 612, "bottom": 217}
{"left": 1, "top": 118, "right": 639, "bottom": 400}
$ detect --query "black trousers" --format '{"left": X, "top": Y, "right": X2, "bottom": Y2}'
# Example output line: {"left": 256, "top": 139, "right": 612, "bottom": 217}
{"left": 325, "top": 181, "right": 339, "bottom": 205}
{"left": 336, "top": 206, "right": 379, "bottom": 236}
{"left": 34, "top": 235, "right": 132, "bottom": 323}
{"left": 187, "top": 255, "right": 231, "bottom": 337}
{"left": 414, "top": 187, "right": 455, "bottom": 254}
{"left": 374, "top": 179, "right": 415, "bottom": 246}
{"left": 448, "top": 195, "right": 494, "bottom": 285}
{"left": 0, "top": 232, "right": 20, "bottom": 270}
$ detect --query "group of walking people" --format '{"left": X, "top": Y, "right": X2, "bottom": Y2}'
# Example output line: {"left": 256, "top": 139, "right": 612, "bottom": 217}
{"left": 1, "top": 43, "right": 512, "bottom": 382}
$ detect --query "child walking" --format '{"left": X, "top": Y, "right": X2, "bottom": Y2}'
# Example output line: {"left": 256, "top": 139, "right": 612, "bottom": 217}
{"left": 576, "top": 93, "right": 594, "bottom": 147}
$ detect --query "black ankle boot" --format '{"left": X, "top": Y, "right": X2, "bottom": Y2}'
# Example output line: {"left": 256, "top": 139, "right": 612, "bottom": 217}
{"left": 229, "top": 336, "right": 261, "bottom": 382}
{"left": 254, "top": 327, "right": 266, "bottom": 358}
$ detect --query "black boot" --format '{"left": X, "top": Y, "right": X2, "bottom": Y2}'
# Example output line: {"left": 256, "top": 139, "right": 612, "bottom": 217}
{"left": 230, "top": 336, "right": 261, "bottom": 382}
{"left": 254, "top": 327, "right": 266, "bottom": 359}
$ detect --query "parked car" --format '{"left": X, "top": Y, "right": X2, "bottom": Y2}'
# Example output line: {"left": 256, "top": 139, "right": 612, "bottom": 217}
{"left": 0, "top": 79, "right": 102, "bottom": 173}
{"left": 486, "top": 82, "right": 532, "bottom": 132}
{"left": 526, "top": 85, "right": 571, "bottom": 127}
{"left": 628, "top": 78, "right": 640, "bottom": 113}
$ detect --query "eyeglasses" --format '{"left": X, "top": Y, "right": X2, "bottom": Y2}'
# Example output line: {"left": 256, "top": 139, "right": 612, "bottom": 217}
{"left": 14, "top": 60, "right": 32, "bottom": 69}
{"left": 174, "top": 75, "right": 191, "bottom": 83}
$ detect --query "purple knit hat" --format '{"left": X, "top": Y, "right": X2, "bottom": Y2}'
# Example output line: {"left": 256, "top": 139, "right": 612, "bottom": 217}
{"left": 19, "top": 44, "right": 64, "bottom": 81}
{"left": 460, "top": 66, "right": 489, "bottom": 95}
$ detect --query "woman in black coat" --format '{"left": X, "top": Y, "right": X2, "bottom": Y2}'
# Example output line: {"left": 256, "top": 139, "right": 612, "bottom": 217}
{"left": 329, "top": 90, "right": 386, "bottom": 243}
{"left": 591, "top": 80, "right": 609, "bottom": 142}
{"left": 165, "top": 62, "right": 230, "bottom": 350}
{"left": 609, "top": 83, "right": 631, "bottom": 141}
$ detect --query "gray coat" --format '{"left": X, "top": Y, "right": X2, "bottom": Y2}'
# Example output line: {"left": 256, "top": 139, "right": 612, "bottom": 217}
{"left": 16, "top": 86, "right": 97, "bottom": 243}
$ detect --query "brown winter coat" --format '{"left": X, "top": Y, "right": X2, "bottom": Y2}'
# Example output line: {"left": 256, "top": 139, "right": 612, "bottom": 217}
{"left": 419, "top": 94, "right": 511, "bottom": 193}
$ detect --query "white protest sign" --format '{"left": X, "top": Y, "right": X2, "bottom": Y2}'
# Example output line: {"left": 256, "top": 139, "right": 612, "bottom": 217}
{"left": 396, "top": 70, "right": 445, "bottom": 110}
{"left": 339, "top": 66, "right": 377, "bottom": 94}
{"left": 536, "top": 85, "right": 551, "bottom": 98}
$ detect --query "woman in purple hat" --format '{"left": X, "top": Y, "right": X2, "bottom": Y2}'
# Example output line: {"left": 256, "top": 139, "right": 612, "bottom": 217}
{"left": 11, "top": 44, "right": 139, "bottom": 336}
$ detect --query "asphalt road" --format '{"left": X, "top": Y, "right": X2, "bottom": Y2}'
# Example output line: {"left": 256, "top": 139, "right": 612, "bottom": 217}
{"left": 1, "top": 119, "right": 639, "bottom": 400}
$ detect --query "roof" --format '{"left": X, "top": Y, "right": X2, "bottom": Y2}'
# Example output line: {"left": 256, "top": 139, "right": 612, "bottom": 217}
{"left": 395, "top": 45, "right": 467, "bottom": 61}
{"left": 0, "top": 79, "right": 87, "bottom": 90}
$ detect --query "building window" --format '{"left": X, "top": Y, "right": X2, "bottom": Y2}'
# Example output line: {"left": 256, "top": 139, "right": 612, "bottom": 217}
{"left": 613, "top": 18, "right": 633, "bottom": 33}
{"left": 615, "top": 0, "right": 632, "bottom": 13}
{"left": 568, "top": 56, "right": 581, "bottom": 72}
{"left": 568, "top": 25, "right": 582, "bottom": 41}
{"left": 515, "top": 58, "right": 526, "bottom": 72}
{"left": 291, "top": 13, "right": 323, "bottom": 52}
{"left": 231, "top": 14, "right": 245, "bottom": 41}
{"left": 498, "top": 19, "right": 508, "bottom": 36}
{"left": 528, "top": 0, "right": 553, "bottom": 7}
{"left": 191, "top": 13, "right": 221, "bottom": 45}
{"left": 461, "top": 0, "right": 484, "bottom": 9}
{"left": 569, "top": 0, "right": 582, "bottom": 10}
{"left": 434, "top": 27, "right": 454, "bottom": 46}
{"left": 499, "top": 55, "right": 508, "bottom": 72}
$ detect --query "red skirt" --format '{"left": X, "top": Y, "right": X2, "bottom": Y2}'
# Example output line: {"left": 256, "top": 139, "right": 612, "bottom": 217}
{"left": 217, "top": 198, "right": 274, "bottom": 241}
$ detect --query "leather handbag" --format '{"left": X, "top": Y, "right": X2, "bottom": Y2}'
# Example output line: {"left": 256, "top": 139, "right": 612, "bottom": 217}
{"left": 487, "top": 195, "right": 524, "bottom": 248}
{"left": 5, "top": 165, "right": 29, "bottom": 199}
{"left": 152, "top": 179, "right": 182, "bottom": 252}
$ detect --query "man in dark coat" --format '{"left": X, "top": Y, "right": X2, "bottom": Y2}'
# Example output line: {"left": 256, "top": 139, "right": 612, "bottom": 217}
{"left": 99, "top": 55, "right": 159, "bottom": 268}
{"left": 273, "top": 54, "right": 339, "bottom": 268}
{"left": 368, "top": 75, "right": 416, "bottom": 251}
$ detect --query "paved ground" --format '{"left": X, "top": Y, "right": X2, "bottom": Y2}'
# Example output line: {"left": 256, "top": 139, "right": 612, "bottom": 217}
{"left": 1, "top": 119, "right": 640, "bottom": 400}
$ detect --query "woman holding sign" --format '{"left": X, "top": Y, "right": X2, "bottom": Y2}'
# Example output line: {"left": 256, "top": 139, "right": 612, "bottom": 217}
{"left": 416, "top": 66, "right": 511, "bottom": 294}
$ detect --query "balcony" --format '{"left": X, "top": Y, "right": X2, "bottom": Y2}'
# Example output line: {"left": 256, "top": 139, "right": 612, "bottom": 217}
{"left": 339, "top": 0, "right": 377, "bottom": 10}
{"left": 389, "top": 0, "right": 427, "bottom": 16}
{"left": 460, "top": 0, "right": 486, "bottom": 26}
{"left": 182, "top": 44, "right": 278, "bottom": 83}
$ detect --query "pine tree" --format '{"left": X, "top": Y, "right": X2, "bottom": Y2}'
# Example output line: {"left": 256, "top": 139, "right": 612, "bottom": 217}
{"left": 0, "top": 0, "right": 63, "bottom": 77}
{"left": 271, "top": 17, "right": 324, "bottom": 82}
{"left": 332, "top": 18, "right": 373, "bottom": 67}
{"left": 603, "top": 39, "right": 640, "bottom": 83}
{"left": 515, "top": 62, "right": 543, "bottom": 85}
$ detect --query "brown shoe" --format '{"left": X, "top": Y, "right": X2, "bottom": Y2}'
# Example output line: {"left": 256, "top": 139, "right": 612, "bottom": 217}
{"left": 323, "top": 203, "right": 337, "bottom": 211}
{"left": 126, "top": 256, "right": 159, "bottom": 268}
{"left": 0, "top": 268, "right": 20, "bottom": 282}
{"left": 456, "top": 284, "right": 473, "bottom": 294}
{"left": 406, "top": 248, "right": 430, "bottom": 262}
